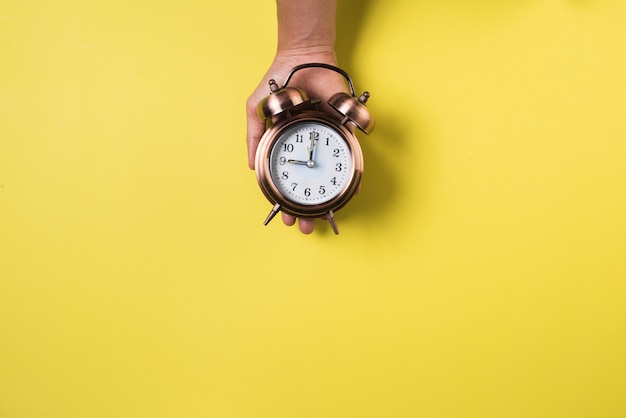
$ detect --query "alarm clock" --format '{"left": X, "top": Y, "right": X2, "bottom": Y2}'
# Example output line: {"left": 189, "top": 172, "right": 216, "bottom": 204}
{"left": 254, "top": 63, "right": 374, "bottom": 234}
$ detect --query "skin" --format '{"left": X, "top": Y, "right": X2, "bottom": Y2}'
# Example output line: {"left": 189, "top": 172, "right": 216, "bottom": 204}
{"left": 246, "top": 0, "right": 347, "bottom": 234}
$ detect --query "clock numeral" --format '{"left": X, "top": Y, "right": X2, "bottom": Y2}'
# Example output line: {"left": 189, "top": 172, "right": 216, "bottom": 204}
{"left": 304, "top": 187, "right": 311, "bottom": 197}
{"left": 325, "top": 138, "right": 330, "bottom": 146}
{"left": 333, "top": 148, "right": 340, "bottom": 157}
{"left": 283, "top": 143, "right": 294, "bottom": 152}
{"left": 335, "top": 163, "right": 342, "bottom": 172}
{"left": 291, "top": 182, "right": 298, "bottom": 191}
{"left": 295, "top": 134, "right": 303, "bottom": 143}
{"left": 319, "top": 185, "right": 326, "bottom": 195}
{"left": 330, "top": 177, "right": 337, "bottom": 185}
{"left": 310, "top": 131, "right": 319, "bottom": 141}
{"left": 282, "top": 171, "right": 289, "bottom": 180}
{"left": 279, "top": 156, "right": 287, "bottom": 165}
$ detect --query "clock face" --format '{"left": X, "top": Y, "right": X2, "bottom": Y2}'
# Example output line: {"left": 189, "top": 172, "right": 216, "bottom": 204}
{"left": 269, "top": 121, "right": 353, "bottom": 205}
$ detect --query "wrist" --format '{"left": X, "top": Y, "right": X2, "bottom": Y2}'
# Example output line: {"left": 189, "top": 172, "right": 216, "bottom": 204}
{"left": 275, "top": 45, "right": 337, "bottom": 67}
{"left": 275, "top": 0, "right": 336, "bottom": 56}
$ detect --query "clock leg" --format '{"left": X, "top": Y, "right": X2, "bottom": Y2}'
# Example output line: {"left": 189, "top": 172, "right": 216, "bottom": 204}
{"left": 263, "top": 203, "right": 281, "bottom": 226}
{"left": 326, "top": 210, "right": 339, "bottom": 235}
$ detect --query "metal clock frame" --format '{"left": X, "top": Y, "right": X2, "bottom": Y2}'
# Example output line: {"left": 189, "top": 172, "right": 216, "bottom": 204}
{"left": 254, "top": 63, "right": 373, "bottom": 234}
{"left": 255, "top": 110, "right": 363, "bottom": 231}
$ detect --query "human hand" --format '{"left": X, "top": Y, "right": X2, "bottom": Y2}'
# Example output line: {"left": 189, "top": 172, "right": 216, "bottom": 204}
{"left": 246, "top": 48, "right": 349, "bottom": 234}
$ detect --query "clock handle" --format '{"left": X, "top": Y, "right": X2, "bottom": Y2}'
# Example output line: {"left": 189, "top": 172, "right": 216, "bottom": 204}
{"left": 281, "top": 63, "right": 358, "bottom": 98}
{"left": 258, "top": 63, "right": 351, "bottom": 120}
{"left": 282, "top": 63, "right": 375, "bottom": 135}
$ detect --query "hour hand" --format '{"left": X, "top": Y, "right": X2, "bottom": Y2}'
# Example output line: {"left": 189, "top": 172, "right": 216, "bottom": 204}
{"left": 288, "top": 158, "right": 316, "bottom": 168}
{"left": 287, "top": 159, "right": 309, "bottom": 165}
{"left": 287, "top": 160, "right": 315, "bottom": 168}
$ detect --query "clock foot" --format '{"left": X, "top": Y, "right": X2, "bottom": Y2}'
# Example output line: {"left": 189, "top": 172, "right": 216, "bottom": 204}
{"left": 326, "top": 210, "right": 339, "bottom": 235}
{"left": 263, "top": 203, "right": 281, "bottom": 226}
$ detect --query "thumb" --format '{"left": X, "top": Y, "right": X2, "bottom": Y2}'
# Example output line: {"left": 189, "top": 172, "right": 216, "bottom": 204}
{"left": 246, "top": 96, "right": 265, "bottom": 170}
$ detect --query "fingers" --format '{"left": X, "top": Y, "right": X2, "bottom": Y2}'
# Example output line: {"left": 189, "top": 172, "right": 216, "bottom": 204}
{"left": 281, "top": 213, "right": 315, "bottom": 234}
{"left": 282, "top": 212, "right": 296, "bottom": 226}
{"left": 246, "top": 96, "right": 265, "bottom": 170}
{"left": 297, "top": 218, "right": 315, "bottom": 234}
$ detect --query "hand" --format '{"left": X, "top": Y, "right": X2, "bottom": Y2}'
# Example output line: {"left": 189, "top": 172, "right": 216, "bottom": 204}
{"left": 246, "top": 48, "right": 348, "bottom": 234}
{"left": 307, "top": 131, "right": 318, "bottom": 165}
{"left": 289, "top": 131, "right": 318, "bottom": 168}
{"left": 287, "top": 159, "right": 312, "bottom": 167}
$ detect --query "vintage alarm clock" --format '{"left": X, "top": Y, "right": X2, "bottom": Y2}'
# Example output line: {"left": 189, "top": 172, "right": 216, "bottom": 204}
{"left": 255, "top": 63, "right": 375, "bottom": 234}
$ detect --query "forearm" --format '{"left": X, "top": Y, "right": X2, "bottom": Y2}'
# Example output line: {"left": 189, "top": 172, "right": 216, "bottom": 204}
{"left": 276, "top": 0, "right": 336, "bottom": 53}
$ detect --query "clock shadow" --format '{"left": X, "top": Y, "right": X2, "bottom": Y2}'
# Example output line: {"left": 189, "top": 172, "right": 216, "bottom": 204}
{"left": 338, "top": 108, "right": 411, "bottom": 233}
{"left": 332, "top": 0, "right": 411, "bottom": 231}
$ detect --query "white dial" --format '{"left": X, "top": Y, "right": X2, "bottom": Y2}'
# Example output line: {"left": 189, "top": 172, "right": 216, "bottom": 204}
{"left": 269, "top": 121, "right": 353, "bottom": 205}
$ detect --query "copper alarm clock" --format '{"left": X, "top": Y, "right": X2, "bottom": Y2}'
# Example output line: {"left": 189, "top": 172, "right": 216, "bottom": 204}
{"left": 254, "top": 63, "right": 375, "bottom": 234}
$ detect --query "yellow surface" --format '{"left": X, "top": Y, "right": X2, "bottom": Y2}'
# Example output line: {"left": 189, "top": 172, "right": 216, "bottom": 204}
{"left": 1, "top": 1, "right": 625, "bottom": 417}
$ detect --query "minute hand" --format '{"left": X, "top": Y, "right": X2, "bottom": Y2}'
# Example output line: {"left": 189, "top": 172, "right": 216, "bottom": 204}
{"left": 308, "top": 131, "right": 318, "bottom": 162}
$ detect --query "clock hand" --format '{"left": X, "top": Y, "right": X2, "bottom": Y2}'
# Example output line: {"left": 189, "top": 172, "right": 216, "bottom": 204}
{"left": 307, "top": 131, "right": 319, "bottom": 164}
{"left": 287, "top": 159, "right": 309, "bottom": 165}
{"left": 288, "top": 156, "right": 316, "bottom": 168}
{"left": 308, "top": 131, "right": 316, "bottom": 162}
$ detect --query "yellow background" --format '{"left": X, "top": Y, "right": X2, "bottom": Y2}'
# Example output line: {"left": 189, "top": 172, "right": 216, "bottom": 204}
{"left": 1, "top": 0, "right": 625, "bottom": 417}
